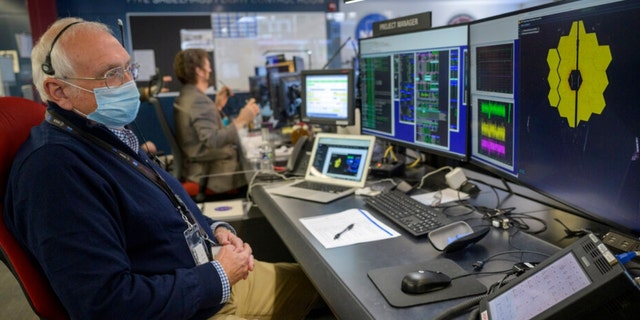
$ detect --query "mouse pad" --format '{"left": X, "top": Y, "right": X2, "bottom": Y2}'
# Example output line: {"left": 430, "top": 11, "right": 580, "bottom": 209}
{"left": 367, "top": 258, "right": 486, "bottom": 307}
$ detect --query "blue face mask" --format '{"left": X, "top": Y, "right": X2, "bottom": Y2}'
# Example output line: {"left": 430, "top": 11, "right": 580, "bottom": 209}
{"left": 87, "top": 80, "right": 141, "bottom": 128}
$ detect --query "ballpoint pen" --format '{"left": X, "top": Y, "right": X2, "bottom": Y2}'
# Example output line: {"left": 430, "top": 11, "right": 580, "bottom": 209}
{"left": 334, "top": 223, "right": 354, "bottom": 240}
{"left": 217, "top": 80, "right": 233, "bottom": 95}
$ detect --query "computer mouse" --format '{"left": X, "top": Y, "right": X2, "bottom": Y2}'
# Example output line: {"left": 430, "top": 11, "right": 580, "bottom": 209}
{"left": 401, "top": 269, "right": 452, "bottom": 294}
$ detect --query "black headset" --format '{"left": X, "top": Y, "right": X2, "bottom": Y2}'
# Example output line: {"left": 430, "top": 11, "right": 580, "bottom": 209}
{"left": 41, "top": 21, "right": 83, "bottom": 76}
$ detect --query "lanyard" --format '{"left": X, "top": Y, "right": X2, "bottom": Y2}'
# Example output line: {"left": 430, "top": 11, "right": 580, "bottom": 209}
{"left": 45, "top": 110, "right": 214, "bottom": 260}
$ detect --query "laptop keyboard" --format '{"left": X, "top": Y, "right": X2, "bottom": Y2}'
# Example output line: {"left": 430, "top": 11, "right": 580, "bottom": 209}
{"left": 363, "top": 190, "right": 451, "bottom": 237}
{"left": 294, "top": 180, "right": 351, "bottom": 193}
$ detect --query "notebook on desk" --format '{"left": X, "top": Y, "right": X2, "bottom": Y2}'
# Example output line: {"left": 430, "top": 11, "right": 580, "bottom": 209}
{"left": 267, "top": 133, "right": 376, "bottom": 203}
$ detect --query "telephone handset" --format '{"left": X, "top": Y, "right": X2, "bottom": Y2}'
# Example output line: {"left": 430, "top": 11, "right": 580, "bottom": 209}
{"left": 286, "top": 135, "right": 310, "bottom": 175}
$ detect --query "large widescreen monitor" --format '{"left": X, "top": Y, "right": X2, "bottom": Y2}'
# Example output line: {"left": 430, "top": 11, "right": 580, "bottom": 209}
{"left": 470, "top": 0, "right": 640, "bottom": 234}
{"left": 469, "top": 0, "right": 620, "bottom": 178}
{"left": 300, "top": 68, "right": 355, "bottom": 126}
{"left": 516, "top": 0, "right": 640, "bottom": 233}
{"left": 359, "top": 24, "right": 469, "bottom": 161}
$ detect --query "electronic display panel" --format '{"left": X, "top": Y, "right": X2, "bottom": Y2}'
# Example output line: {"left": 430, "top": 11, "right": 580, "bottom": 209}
{"left": 487, "top": 253, "right": 590, "bottom": 320}
{"left": 515, "top": 0, "right": 640, "bottom": 233}
{"left": 480, "top": 234, "right": 640, "bottom": 320}
{"left": 359, "top": 24, "right": 469, "bottom": 161}
{"left": 469, "top": 0, "right": 630, "bottom": 180}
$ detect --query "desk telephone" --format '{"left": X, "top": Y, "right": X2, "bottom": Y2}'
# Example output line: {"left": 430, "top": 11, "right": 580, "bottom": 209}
{"left": 286, "top": 135, "right": 311, "bottom": 176}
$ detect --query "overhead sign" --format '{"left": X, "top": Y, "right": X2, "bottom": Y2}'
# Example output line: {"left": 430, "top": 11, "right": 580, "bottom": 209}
{"left": 372, "top": 12, "right": 432, "bottom": 37}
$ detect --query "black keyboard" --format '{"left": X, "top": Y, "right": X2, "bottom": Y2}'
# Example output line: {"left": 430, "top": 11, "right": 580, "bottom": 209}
{"left": 363, "top": 190, "right": 451, "bottom": 237}
{"left": 294, "top": 180, "right": 351, "bottom": 193}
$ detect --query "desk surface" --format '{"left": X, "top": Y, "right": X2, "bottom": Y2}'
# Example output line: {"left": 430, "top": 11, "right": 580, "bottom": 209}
{"left": 252, "top": 179, "right": 564, "bottom": 319}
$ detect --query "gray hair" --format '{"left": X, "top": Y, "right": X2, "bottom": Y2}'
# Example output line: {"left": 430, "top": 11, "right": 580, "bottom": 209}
{"left": 31, "top": 18, "right": 112, "bottom": 101}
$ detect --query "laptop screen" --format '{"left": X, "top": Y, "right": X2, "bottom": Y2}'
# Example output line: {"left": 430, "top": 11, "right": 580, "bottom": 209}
{"left": 305, "top": 133, "right": 375, "bottom": 187}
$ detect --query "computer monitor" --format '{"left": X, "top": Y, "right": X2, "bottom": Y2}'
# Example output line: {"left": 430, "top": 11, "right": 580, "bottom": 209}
{"left": 248, "top": 75, "right": 268, "bottom": 107}
{"left": 358, "top": 24, "right": 469, "bottom": 161}
{"left": 278, "top": 73, "right": 302, "bottom": 119}
{"left": 267, "top": 71, "right": 299, "bottom": 126}
{"left": 469, "top": 0, "right": 623, "bottom": 179}
{"left": 300, "top": 69, "right": 355, "bottom": 126}
{"left": 470, "top": 0, "right": 640, "bottom": 234}
{"left": 514, "top": 0, "right": 640, "bottom": 234}
{"left": 265, "top": 54, "right": 286, "bottom": 65}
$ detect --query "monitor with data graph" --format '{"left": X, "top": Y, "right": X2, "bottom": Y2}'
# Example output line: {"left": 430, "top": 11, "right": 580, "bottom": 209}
{"left": 468, "top": 7, "right": 520, "bottom": 178}
{"left": 359, "top": 24, "right": 469, "bottom": 161}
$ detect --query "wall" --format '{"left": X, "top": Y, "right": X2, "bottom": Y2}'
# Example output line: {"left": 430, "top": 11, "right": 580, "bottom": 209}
{"left": 11, "top": 0, "right": 556, "bottom": 152}
{"left": 1, "top": 0, "right": 557, "bottom": 98}
{"left": 0, "top": 0, "right": 33, "bottom": 97}
{"left": 333, "top": 0, "right": 556, "bottom": 70}
{"left": 53, "top": 0, "right": 557, "bottom": 89}
{"left": 56, "top": 0, "right": 337, "bottom": 92}
{"left": 340, "top": 0, "right": 556, "bottom": 28}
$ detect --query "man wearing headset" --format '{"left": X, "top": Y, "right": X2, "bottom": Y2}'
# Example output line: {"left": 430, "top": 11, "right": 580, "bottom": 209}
{"left": 4, "top": 17, "right": 319, "bottom": 319}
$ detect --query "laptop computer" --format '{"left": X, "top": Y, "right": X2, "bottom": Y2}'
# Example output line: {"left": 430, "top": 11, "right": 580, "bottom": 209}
{"left": 267, "top": 133, "right": 376, "bottom": 203}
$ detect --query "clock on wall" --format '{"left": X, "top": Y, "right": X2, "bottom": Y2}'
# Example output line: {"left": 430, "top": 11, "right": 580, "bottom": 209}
{"left": 448, "top": 14, "right": 474, "bottom": 25}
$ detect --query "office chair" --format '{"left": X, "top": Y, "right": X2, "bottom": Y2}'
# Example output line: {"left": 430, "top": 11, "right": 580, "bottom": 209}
{"left": 0, "top": 97, "right": 69, "bottom": 320}
{"left": 149, "top": 96, "right": 224, "bottom": 202}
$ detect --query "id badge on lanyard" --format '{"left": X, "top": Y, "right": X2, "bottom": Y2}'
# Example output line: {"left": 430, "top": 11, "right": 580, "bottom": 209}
{"left": 184, "top": 225, "right": 210, "bottom": 265}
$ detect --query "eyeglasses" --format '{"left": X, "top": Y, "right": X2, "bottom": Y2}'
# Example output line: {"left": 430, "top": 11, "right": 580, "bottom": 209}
{"left": 61, "top": 62, "right": 140, "bottom": 88}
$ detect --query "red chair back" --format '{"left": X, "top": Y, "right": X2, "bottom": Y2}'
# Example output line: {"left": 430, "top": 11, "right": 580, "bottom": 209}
{"left": 0, "top": 97, "right": 69, "bottom": 320}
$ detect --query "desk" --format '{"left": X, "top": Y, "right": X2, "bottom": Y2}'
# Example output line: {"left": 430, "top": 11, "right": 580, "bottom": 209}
{"left": 252, "top": 178, "right": 564, "bottom": 319}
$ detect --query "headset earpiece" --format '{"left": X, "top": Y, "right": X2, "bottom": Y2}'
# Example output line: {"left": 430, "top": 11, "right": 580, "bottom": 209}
{"left": 40, "top": 21, "right": 82, "bottom": 76}
{"left": 41, "top": 55, "right": 54, "bottom": 75}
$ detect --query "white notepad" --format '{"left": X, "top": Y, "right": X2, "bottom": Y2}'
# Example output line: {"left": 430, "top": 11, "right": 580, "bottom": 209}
{"left": 200, "top": 199, "right": 246, "bottom": 221}
{"left": 299, "top": 209, "right": 400, "bottom": 249}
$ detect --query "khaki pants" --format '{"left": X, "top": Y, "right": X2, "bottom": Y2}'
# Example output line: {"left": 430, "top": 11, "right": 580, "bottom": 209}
{"left": 210, "top": 261, "right": 320, "bottom": 320}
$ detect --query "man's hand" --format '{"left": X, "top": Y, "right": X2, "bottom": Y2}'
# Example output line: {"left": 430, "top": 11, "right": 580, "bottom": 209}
{"left": 214, "top": 227, "right": 255, "bottom": 284}
{"left": 215, "top": 86, "right": 233, "bottom": 110}
{"left": 214, "top": 226, "right": 243, "bottom": 248}
{"left": 234, "top": 98, "right": 260, "bottom": 127}
{"left": 215, "top": 243, "right": 254, "bottom": 284}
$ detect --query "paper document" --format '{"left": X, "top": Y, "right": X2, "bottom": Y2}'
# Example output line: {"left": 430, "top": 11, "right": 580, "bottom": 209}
{"left": 411, "top": 188, "right": 469, "bottom": 206}
{"left": 299, "top": 209, "right": 400, "bottom": 249}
